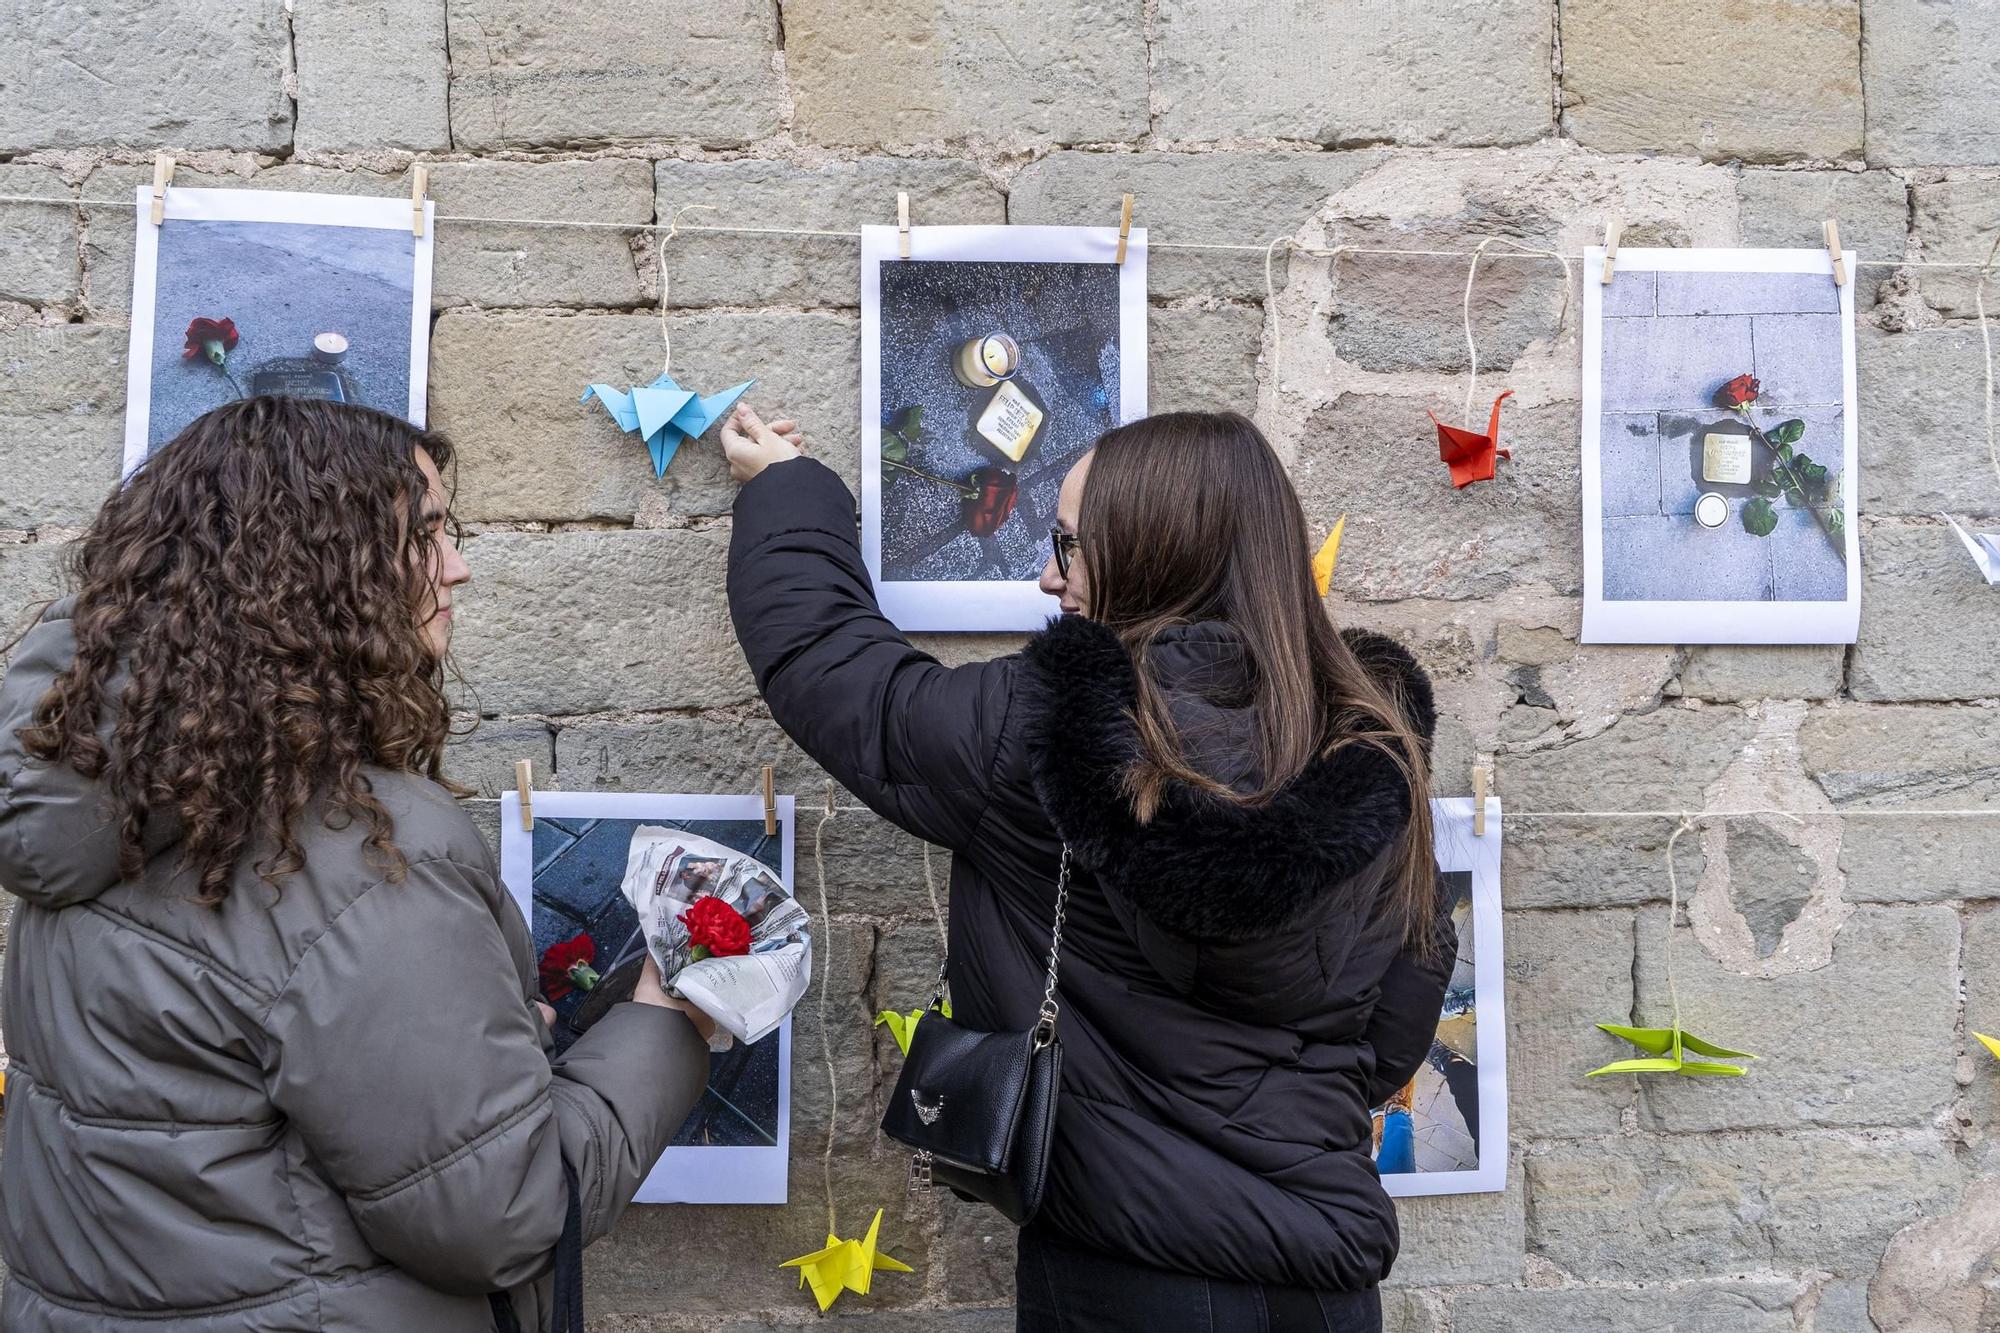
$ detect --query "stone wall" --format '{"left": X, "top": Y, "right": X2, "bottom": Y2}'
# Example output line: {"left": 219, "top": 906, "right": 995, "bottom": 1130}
{"left": 2, "top": 1, "right": 1998, "bottom": 1328}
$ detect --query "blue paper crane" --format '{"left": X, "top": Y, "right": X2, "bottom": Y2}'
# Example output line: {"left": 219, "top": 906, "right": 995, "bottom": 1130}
{"left": 580, "top": 373, "right": 756, "bottom": 476}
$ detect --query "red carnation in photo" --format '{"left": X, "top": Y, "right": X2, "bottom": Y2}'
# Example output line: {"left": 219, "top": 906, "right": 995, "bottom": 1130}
{"left": 680, "top": 896, "right": 752, "bottom": 960}
{"left": 538, "top": 932, "right": 599, "bottom": 1000}
{"left": 1714, "top": 373, "right": 1759, "bottom": 410}
{"left": 183, "top": 316, "right": 239, "bottom": 366}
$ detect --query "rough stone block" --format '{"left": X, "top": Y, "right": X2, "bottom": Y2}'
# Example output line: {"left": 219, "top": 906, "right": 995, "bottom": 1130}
{"left": 1008, "top": 151, "right": 1383, "bottom": 301}
{"left": 1294, "top": 393, "right": 1583, "bottom": 601}
{"left": 0, "top": 543, "right": 68, "bottom": 662}
{"left": 1450, "top": 1282, "right": 1802, "bottom": 1333}
{"left": 1856, "top": 326, "right": 1992, "bottom": 516}
{"left": 1966, "top": 904, "right": 2000, "bottom": 1139}
{"left": 714, "top": 1312, "right": 1012, "bottom": 1333}
{"left": 1862, "top": 0, "right": 2000, "bottom": 165}
{"left": 655, "top": 159, "right": 1003, "bottom": 308}
{"left": 449, "top": 529, "right": 754, "bottom": 714}
{"left": 1799, "top": 704, "right": 2000, "bottom": 903}
{"left": 1679, "top": 646, "right": 1845, "bottom": 701}
{"left": 430, "top": 160, "right": 653, "bottom": 309}
{"left": 939, "top": 1194, "right": 1016, "bottom": 1306}
{"left": 1505, "top": 909, "right": 1636, "bottom": 1139}
{"left": 446, "top": 0, "right": 782, "bottom": 150}
{"left": 440, "top": 720, "right": 553, "bottom": 798}
{"left": 1392, "top": 1168, "right": 1526, "bottom": 1285}
{"left": 1735, "top": 168, "right": 1907, "bottom": 307}
{"left": 0, "top": 325, "right": 126, "bottom": 530}
{"left": 1325, "top": 230, "right": 1570, "bottom": 376}
{"left": 1526, "top": 1130, "right": 1963, "bottom": 1279}
{"left": 785, "top": 0, "right": 1148, "bottom": 146}
{"left": 1562, "top": 0, "right": 1862, "bottom": 161}
{"left": 789, "top": 920, "right": 878, "bottom": 1151}
{"left": 1631, "top": 905, "right": 1959, "bottom": 1130}
{"left": 1153, "top": 0, "right": 1549, "bottom": 147}
{"left": 0, "top": 166, "right": 80, "bottom": 307}
{"left": 1911, "top": 179, "right": 2000, "bottom": 319}
{"left": 1149, "top": 303, "right": 1261, "bottom": 417}
{"left": 0, "top": 0, "right": 293, "bottom": 153}
{"left": 293, "top": 0, "right": 450, "bottom": 153}
{"left": 1849, "top": 522, "right": 2000, "bottom": 703}
{"left": 1380, "top": 1288, "right": 1443, "bottom": 1333}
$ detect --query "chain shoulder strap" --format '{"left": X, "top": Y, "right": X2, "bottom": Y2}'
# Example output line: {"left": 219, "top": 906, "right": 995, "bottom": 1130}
{"left": 925, "top": 844, "right": 1073, "bottom": 1049}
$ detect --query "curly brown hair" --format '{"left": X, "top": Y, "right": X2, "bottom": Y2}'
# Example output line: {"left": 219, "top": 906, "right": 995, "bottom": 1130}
{"left": 18, "top": 396, "right": 461, "bottom": 905}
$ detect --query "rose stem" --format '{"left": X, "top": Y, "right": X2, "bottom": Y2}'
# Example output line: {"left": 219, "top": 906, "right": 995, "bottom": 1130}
{"left": 884, "top": 458, "right": 977, "bottom": 498}
{"left": 1738, "top": 408, "right": 1844, "bottom": 557}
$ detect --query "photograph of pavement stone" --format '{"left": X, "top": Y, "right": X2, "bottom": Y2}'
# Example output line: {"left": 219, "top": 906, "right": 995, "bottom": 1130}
{"left": 1597, "top": 264, "right": 1850, "bottom": 604}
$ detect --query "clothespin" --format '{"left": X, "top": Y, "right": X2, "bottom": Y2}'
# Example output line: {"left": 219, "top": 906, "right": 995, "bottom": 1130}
{"left": 411, "top": 164, "right": 428, "bottom": 239}
{"left": 1115, "top": 193, "right": 1134, "bottom": 265}
{"left": 149, "top": 152, "right": 175, "bottom": 227}
{"left": 762, "top": 764, "right": 778, "bottom": 836}
{"left": 1822, "top": 219, "right": 1847, "bottom": 287}
{"left": 897, "top": 192, "right": 911, "bottom": 260}
{"left": 1600, "top": 217, "right": 1622, "bottom": 285}
{"left": 1471, "top": 755, "right": 1493, "bottom": 837}
{"left": 515, "top": 759, "right": 534, "bottom": 832}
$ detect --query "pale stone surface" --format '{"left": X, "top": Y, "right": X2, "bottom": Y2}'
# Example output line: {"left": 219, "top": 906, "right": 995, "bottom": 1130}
{"left": 1854, "top": 326, "right": 1993, "bottom": 517}
{"left": 1849, "top": 522, "right": 2000, "bottom": 703}
{"left": 0, "top": 0, "right": 293, "bottom": 152}
{"left": 1450, "top": 1282, "right": 1802, "bottom": 1333}
{"left": 1632, "top": 905, "right": 1959, "bottom": 1131}
{"left": 1149, "top": 303, "right": 1262, "bottom": 416}
{"left": 0, "top": 166, "right": 80, "bottom": 307}
{"left": 1504, "top": 909, "right": 1636, "bottom": 1138}
{"left": 293, "top": 0, "right": 450, "bottom": 153}
{"left": 1866, "top": 1172, "right": 2000, "bottom": 1333}
{"left": 1527, "top": 1131, "right": 1964, "bottom": 1279}
{"left": 0, "top": 543, "right": 69, "bottom": 661}
{"left": 0, "top": 325, "right": 126, "bottom": 530}
{"left": 1322, "top": 227, "right": 1570, "bottom": 375}
{"left": 1008, "top": 151, "right": 1383, "bottom": 301}
{"left": 439, "top": 721, "right": 553, "bottom": 798}
{"left": 655, "top": 159, "right": 1003, "bottom": 308}
{"left": 1562, "top": 0, "right": 1863, "bottom": 162}
{"left": 429, "top": 160, "right": 654, "bottom": 309}
{"left": 1911, "top": 179, "right": 2000, "bottom": 320}
{"left": 446, "top": 0, "right": 782, "bottom": 150}
{"left": 788, "top": 919, "right": 878, "bottom": 1152}
{"left": 1153, "top": 0, "right": 1550, "bottom": 147}
{"left": 785, "top": 0, "right": 1148, "bottom": 146}
{"left": 1862, "top": 0, "right": 2000, "bottom": 165}
{"left": 1393, "top": 1170, "right": 1526, "bottom": 1285}
{"left": 449, "top": 529, "right": 755, "bottom": 714}
{"left": 1735, "top": 168, "right": 1907, "bottom": 307}
{"left": 1966, "top": 905, "right": 2000, "bottom": 1140}
{"left": 1680, "top": 646, "right": 1845, "bottom": 702}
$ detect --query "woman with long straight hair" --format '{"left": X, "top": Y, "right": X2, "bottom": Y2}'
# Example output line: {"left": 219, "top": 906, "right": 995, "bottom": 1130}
{"left": 0, "top": 397, "right": 713, "bottom": 1332}
{"left": 721, "top": 405, "right": 1454, "bottom": 1333}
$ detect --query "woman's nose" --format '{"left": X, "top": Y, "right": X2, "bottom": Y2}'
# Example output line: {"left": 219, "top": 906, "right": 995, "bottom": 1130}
{"left": 1037, "top": 553, "right": 1064, "bottom": 599}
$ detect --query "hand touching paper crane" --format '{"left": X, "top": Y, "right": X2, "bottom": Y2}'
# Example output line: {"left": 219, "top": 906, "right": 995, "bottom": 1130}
{"left": 581, "top": 373, "right": 755, "bottom": 476}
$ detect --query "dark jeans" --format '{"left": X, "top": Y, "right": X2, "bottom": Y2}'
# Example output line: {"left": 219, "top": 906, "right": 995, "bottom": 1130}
{"left": 1014, "top": 1225, "right": 1382, "bottom": 1333}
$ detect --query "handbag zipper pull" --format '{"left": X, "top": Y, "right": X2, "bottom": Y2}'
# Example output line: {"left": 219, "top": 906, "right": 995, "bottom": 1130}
{"left": 908, "top": 1151, "right": 934, "bottom": 1192}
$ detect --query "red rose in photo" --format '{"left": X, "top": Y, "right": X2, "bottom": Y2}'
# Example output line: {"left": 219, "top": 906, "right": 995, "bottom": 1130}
{"left": 1715, "top": 373, "right": 1759, "bottom": 409}
{"left": 680, "top": 896, "right": 752, "bottom": 960}
{"left": 965, "top": 467, "right": 1019, "bottom": 538}
{"left": 183, "top": 316, "right": 239, "bottom": 366}
{"left": 538, "top": 932, "right": 599, "bottom": 1000}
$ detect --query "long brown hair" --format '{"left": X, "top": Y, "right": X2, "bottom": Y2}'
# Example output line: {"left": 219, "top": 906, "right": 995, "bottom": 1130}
{"left": 1076, "top": 410, "right": 1438, "bottom": 946}
{"left": 17, "top": 397, "right": 460, "bottom": 905}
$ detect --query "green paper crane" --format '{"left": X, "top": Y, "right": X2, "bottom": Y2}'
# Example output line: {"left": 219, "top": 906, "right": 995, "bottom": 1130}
{"left": 874, "top": 1002, "right": 950, "bottom": 1057}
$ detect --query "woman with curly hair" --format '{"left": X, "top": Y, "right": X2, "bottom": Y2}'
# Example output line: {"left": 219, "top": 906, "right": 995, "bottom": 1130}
{"left": 0, "top": 397, "right": 713, "bottom": 1333}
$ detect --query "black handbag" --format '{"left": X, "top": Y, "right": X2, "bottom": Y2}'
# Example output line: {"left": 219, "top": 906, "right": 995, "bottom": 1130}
{"left": 880, "top": 846, "right": 1071, "bottom": 1225}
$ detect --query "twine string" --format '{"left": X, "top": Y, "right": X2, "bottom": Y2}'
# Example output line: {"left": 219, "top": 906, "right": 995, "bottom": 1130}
{"left": 808, "top": 780, "right": 841, "bottom": 1235}
{"left": 1977, "top": 229, "right": 2000, "bottom": 495}
{"left": 656, "top": 204, "right": 715, "bottom": 377}
{"left": 1661, "top": 814, "right": 1698, "bottom": 1036}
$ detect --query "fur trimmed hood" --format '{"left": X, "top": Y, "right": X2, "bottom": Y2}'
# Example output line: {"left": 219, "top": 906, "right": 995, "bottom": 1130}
{"left": 1018, "top": 614, "right": 1435, "bottom": 943}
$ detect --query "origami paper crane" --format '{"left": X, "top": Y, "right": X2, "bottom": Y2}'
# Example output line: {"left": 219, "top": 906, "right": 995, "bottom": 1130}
{"left": 1431, "top": 389, "right": 1513, "bottom": 488}
{"left": 580, "top": 373, "right": 754, "bottom": 476}
{"left": 1586, "top": 1022, "right": 1756, "bottom": 1078}
{"left": 1941, "top": 514, "right": 2000, "bottom": 586}
{"left": 780, "top": 1208, "right": 914, "bottom": 1312}
{"left": 1312, "top": 515, "right": 1347, "bottom": 597}
{"left": 874, "top": 1002, "right": 950, "bottom": 1058}
{"left": 1976, "top": 1031, "right": 2000, "bottom": 1064}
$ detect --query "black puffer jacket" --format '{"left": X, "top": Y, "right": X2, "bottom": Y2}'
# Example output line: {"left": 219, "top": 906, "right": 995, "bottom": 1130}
{"left": 728, "top": 459, "right": 1455, "bottom": 1291}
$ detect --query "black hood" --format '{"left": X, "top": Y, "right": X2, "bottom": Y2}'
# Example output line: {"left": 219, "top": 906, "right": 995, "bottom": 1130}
{"left": 1018, "top": 614, "right": 1435, "bottom": 943}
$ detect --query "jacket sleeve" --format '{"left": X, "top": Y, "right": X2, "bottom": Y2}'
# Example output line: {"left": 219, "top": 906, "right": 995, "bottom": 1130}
{"left": 1361, "top": 868, "right": 1459, "bottom": 1108}
{"left": 728, "top": 457, "right": 1015, "bottom": 852}
{"left": 264, "top": 856, "right": 711, "bottom": 1294}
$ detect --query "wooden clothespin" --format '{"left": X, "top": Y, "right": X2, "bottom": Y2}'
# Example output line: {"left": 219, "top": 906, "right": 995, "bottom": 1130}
{"left": 1115, "top": 193, "right": 1134, "bottom": 264}
{"left": 761, "top": 764, "right": 778, "bottom": 836}
{"left": 1822, "top": 218, "right": 1847, "bottom": 287}
{"left": 149, "top": 152, "right": 175, "bottom": 227}
{"left": 897, "top": 192, "right": 911, "bottom": 259}
{"left": 1471, "top": 755, "right": 1494, "bottom": 837}
{"left": 411, "top": 164, "right": 429, "bottom": 239}
{"left": 1600, "top": 216, "right": 1622, "bottom": 285}
{"left": 515, "top": 759, "right": 535, "bottom": 832}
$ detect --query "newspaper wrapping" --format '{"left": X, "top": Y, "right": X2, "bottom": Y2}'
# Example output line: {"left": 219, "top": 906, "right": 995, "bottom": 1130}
{"left": 617, "top": 827, "right": 812, "bottom": 1045}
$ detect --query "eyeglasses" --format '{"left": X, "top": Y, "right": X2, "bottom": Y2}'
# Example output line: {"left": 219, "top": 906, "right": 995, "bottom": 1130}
{"left": 1049, "top": 527, "right": 1080, "bottom": 578}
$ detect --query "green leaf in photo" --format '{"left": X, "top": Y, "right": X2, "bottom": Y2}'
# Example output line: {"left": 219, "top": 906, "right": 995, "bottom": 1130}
{"left": 1768, "top": 419, "right": 1805, "bottom": 447}
{"left": 1755, "top": 479, "right": 1784, "bottom": 499}
{"left": 881, "top": 433, "right": 909, "bottom": 464}
{"left": 1742, "top": 496, "right": 1779, "bottom": 537}
{"left": 889, "top": 405, "right": 925, "bottom": 445}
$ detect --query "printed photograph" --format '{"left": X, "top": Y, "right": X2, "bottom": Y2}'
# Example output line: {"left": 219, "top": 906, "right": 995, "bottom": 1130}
{"left": 124, "top": 187, "right": 433, "bottom": 474}
{"left": 1583, "top": 248, "right": 1860, "bottom": 644}
{"left": 1371, "top": 871, "right": 1478, "bottom": 1176}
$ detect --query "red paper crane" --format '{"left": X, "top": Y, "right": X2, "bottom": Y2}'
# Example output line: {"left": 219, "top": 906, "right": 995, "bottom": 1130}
{"left": 1430, "top": 390, "right": 1512, "bottom": 488}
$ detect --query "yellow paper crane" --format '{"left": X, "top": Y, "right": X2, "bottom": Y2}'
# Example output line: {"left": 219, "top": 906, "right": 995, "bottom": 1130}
{"left": 780, "top": 1208, "right": 914, "bottom": 1313}
{"left": 874, "top": 1002, "right": 950, "bottom": 1057}
{"left": 1313, "top": 515, "right": 1347, "bottom": 596}
{"left": 1976, "top": 1032, "right": 2000, "bottom": 1064}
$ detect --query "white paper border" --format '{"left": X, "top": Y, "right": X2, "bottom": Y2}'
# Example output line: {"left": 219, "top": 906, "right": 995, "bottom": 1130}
{"left": 1379, "top": 796, "right": 1508, "bottom": 1198}
{"left": 1580, "top": 246, "right": 1860, "bottom": 644}
{"left": 860, "top": 224, "right": 1149, "bottom": 632}
{"left": 123, "top": 185, "right": 435, "bottom": 477}
{"left": 499, "top": 790, "right": 796, "bottom": 1206}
